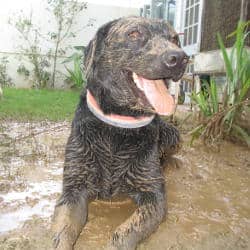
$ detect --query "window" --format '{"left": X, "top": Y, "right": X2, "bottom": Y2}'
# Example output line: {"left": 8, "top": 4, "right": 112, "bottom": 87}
{"left": 184, "top": 29, "right": 188, "bottom": 46}
{"left": 183, "top": 0, "right": 200, "bottom": 46}
{"left": 142, "top": 5, "right": 151, "bottom": 18}
{"left": 188, "top": 27, "right": 193, "bottom": 44}
{"left": 193, "top": 24, "right": 198, "bottom": 43}
{"left": 194, "top": 4, "right": 199, "bottom": 22}
{"left": 164, "top": 0, "right": 176, "bottom": 26}
{"left": 185, "top": 9, "right": 189, "bottom": 26}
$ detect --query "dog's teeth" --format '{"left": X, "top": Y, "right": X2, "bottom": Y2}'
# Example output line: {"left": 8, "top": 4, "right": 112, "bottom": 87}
{"left": 133, "top": 72, "right": 138, "bottom": 79}
{"left": 136, "top": 81, "right": 144, "bottom": 91}
{"left": 132, "top": 73, "right": 144, "bottom": 91}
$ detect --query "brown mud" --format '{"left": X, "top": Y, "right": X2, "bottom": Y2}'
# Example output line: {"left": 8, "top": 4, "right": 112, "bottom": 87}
{"left": 0, "top": 109, "right": 249, "bottom": 250}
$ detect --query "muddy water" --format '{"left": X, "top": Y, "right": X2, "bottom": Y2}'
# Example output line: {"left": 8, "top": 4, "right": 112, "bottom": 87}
{"left": 0, "top": 120, "right": 249, "bottom": 250}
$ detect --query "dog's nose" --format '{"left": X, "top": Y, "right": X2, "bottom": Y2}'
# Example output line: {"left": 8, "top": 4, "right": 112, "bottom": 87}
{"left": 164, "top": 50, "right": 189, "bottom": 67}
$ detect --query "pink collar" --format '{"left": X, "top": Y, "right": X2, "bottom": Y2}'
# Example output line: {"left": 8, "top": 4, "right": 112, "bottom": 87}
{"left": 86, "top": 90, "right": 155, "bottom": 128}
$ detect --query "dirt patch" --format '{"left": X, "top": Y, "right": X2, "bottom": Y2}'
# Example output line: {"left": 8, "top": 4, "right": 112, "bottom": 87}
{"left": 0, "top": 112, "right": 249, "bottom": 250}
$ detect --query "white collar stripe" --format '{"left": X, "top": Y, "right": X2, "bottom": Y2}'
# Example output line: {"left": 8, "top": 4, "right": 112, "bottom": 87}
{"left": 86, "top": 90, "right": 155, "bottom": 129}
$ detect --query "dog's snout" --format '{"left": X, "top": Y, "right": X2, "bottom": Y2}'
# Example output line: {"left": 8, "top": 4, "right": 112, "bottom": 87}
{"left": 164, "top": 50, "right": 189, "bottom": 68}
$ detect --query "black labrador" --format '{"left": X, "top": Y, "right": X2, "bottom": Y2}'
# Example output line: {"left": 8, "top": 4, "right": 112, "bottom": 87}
{"left": 52, "top": 16, "right": 188, "bottom": 250}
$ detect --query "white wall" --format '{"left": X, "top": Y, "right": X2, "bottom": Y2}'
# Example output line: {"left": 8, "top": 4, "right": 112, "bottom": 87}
{"left": 0, "top": 0, "right": 139, "bottom": 88}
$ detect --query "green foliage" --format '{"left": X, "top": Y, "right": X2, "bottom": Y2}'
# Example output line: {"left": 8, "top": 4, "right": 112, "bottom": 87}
{"left": 191, "top": 80, "right": 219, "bottom": 117}
{"left": 9, "top": 1, "right": 91, "bottom": 89}
{"left": 0, "top": 87, "right": 79, "bottom": 121}
{"left": 17, "top": 64, "right": 30, "bottom": 77}
{"left": 191, "top": 21, "right": 250, "bottom": 146}
{"left": 63, "top": 47, "right": 85, "bottom": 88}
{"left": 47, "top": 0, "right": 88, "bottom": 88}
{"left": 218, "top": 20, "right": 250, "bottom": 108}
{"left": 9, "top": 11, "right": 52, "bottom": 88}
{"left": 0, "top": 57, "right": 13, "bottom": 87}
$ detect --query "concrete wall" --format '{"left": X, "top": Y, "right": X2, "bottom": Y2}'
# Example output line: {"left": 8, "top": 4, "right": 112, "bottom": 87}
{"left": 0, "top": 1, "right": 139, "bottom": 88}
{"left": 194, "top": 49, "right": 229, "bottom": 74}
{"left": 194, "top": 47, "right": 250, "bottom": 74}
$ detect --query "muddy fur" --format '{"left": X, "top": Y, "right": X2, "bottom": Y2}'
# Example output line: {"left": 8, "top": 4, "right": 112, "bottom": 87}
{"left": 52, "top": 16, "right": 188, "bottom": 250}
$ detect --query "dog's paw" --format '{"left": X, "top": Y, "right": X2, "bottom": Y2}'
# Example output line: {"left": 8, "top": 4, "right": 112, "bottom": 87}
{"left": 104, "top": 237, "right": 120, "bottom": 250}
{"left": 103, "top": 243, "right": 119, "bottom": 250}
{"left": 104, "top": 242, "right": 127, "bottom": 250}
{"left": 51, "top": 204, "right": 82, "bottom": 250}
{"left": 164, "top": 156, "right": 183, "bottom": 169}
{"left": 52, "top": 226, "right": 74, "bottom": 250}
{"left": 104, "top": 231, "right": 136, "bottom": 250}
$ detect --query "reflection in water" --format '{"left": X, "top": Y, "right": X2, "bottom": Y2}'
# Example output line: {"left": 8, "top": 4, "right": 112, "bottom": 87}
{"left": 0, "top": 122, "right": 249, "bottom": 249}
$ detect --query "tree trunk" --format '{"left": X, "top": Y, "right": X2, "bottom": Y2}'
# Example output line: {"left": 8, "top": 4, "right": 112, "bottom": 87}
{"left": 51, "top": 4, "right": 63, "bottom": 88}
{"left": 51, "top": 40, "right": 60, "bottom": 88}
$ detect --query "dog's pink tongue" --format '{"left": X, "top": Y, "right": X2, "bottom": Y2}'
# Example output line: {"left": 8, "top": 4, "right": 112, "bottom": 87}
{"left": 139, "top": 77, "right": 175, "bottom": 115}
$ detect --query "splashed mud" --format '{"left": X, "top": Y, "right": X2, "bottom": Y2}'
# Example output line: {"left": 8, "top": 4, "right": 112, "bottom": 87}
{"left": 0, "top": 117, "right": 249, "bottom": 250}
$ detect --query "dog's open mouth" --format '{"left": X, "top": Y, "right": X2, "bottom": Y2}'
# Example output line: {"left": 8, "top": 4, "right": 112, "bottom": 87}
{"left": 132, "top": 73, "right": 175, "bottom": 116}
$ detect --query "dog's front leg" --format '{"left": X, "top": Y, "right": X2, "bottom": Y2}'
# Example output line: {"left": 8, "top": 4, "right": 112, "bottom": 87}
{"left": 52, "top": 194, "right": 88, "bottom": 250}
{"left": 158, "top": 119, "right": 181, "bottom": 157}
{"left": 107, "top": 190, "right": 166, "bottom": 250}
{"left": 158, "top": 119, "right": 182, "bottom": 168}
{"left": 52, "top": 134, "right": 90, "bottom": 250}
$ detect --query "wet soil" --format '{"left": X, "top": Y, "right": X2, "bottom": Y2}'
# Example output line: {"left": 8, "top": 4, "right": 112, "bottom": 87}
{"left": 0, "top": 111, "right": 249, "bottom": 250}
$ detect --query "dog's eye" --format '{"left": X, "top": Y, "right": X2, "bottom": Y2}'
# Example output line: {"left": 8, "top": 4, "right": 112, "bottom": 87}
{"left": 128, "top": 30, "right": 141, "bottom": 40}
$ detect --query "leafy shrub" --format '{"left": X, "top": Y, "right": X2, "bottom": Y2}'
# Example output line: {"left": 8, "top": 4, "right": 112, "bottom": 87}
{"left": 191, "top": 21, "right": 250, "bottom": 146}
{"left": 0, "top": 57, "right": 13, "bottom": 87}
{"left": 64, "top": 47, "right": 86, "bottom": 89}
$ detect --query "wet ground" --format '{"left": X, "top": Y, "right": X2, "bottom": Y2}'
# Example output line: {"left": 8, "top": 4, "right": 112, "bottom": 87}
{"left": 0, "top": 114, "right": 249, "bottom": 250}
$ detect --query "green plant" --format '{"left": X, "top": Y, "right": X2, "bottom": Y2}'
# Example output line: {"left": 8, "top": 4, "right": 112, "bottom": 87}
{"left": 63, "top": 46, "right": 85, "bottom": 88}
{"left": 9, "top": 1, "right": 91, "bottom": 89}
{"left": 191, "top": 79, "right": 219, "bottom": 117}
{"left": 9, "top": 11, "right": 52, "bottom": 88}
{"left": 190, "top": 21, "right": 250, "bottom": 146}
{"left": 17, "top": 64, "right": 30, "bottom": 77}
{"left": 0, "top": 57, "right": 13, "bottom": 87}
{"left": 47, "top": 0, "right": 89, "bottom": 88}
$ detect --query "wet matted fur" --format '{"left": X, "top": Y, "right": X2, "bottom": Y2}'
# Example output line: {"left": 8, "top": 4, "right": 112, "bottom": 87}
{"left": 52, "top": 16, "right": 188, "bottom": 250}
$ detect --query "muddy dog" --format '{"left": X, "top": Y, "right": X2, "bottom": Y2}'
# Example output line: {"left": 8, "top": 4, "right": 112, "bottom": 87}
{"left": 52, "top": 16, "right": 188, "bottom": 250}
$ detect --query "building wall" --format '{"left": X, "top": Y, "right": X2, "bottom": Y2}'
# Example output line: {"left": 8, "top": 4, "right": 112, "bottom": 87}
{"left": 0, "top": 2, "right": 139, "bottom": 88}
{"left": 200, "top": 0, "right": 250, "bottom": 52}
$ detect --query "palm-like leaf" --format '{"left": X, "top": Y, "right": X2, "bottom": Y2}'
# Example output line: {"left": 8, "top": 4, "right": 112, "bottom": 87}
{"left": 191, "top": 21, "right": 250, "bottom": 146}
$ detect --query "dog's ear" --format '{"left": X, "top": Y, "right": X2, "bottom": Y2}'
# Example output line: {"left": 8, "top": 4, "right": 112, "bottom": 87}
{"left": 84, "top": 19, "right": 118, "bottom": 79}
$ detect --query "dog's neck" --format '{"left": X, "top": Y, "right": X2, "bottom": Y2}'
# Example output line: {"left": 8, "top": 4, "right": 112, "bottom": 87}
{"left": 86, "top": 90, "right": 155, "bottom": 128}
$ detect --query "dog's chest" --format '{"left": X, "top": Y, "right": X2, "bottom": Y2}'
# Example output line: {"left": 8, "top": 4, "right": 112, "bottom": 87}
{"left": 89, "top": 127, "right": 157, "bottom": 198}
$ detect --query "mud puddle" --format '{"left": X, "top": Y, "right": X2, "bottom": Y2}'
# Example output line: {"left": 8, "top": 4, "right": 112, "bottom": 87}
{"left": 0, "top": 120, "right": 249, "bottom": 250}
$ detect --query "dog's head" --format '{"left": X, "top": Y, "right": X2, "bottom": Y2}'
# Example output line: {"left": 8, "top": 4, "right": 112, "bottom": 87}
{"left": 84, "top": 17, "right": 189, "bottom": 116}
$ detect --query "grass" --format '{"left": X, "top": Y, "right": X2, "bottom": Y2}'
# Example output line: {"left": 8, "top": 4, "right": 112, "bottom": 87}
{"left": 0, "top": 87, "right": 80, "bottom": 121}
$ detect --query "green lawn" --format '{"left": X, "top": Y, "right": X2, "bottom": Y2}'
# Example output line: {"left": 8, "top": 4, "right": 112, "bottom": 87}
{"left": 0, "top": 88, "right": 80, "bottom": 121}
